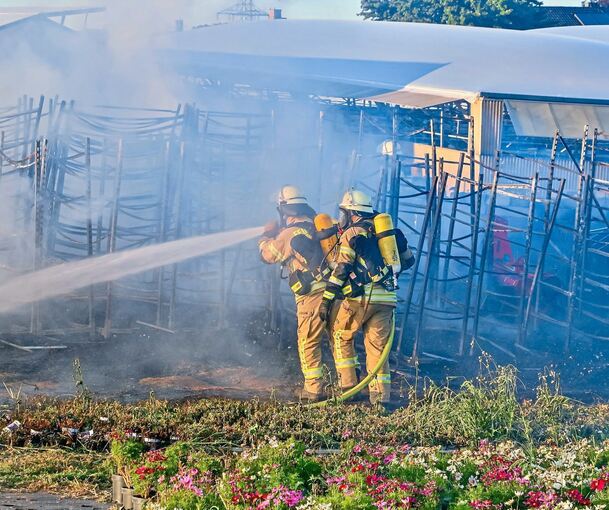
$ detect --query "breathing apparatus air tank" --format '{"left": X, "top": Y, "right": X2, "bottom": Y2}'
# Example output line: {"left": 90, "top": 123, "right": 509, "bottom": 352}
{"left": 374, "top": 213, "right": 401, "bottom": 288}
{"left": 314, "top": 213, "right": 338, "bottom": 258}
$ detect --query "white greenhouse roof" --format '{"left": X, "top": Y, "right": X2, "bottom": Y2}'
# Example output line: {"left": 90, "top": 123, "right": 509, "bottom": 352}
{"left": 534, "top": 25, "right": 609, "bottom": 44}
{"left": 159, "top": 20, "right": 609, "bottom": 108}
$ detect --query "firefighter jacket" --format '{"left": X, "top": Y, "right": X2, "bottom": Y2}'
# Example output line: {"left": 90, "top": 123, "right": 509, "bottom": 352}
{"left": 258, "top": 216, "right": 326, "bottom": 302}
{"left": 323, "top": 220, "right": 397, "bottom": 307}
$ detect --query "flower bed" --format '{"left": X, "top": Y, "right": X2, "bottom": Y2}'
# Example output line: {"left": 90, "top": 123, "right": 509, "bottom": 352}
{"left": 4, "top": 366, "right": 609, "bottom": 507}
{"left": 111, "top": 437, "right": 609, "bottom": 509}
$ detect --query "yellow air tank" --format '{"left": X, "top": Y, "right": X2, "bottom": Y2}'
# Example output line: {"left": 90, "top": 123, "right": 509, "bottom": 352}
{"left": 314, "top": 213, "right": 338, "bottom": 258}
{"left": 374, "top": 213, "right": 401, "bottom": 283}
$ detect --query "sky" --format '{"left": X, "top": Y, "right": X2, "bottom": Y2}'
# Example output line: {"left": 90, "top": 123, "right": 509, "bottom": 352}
{"left": 0, "top": 0, "right": 585, "bottom": 21}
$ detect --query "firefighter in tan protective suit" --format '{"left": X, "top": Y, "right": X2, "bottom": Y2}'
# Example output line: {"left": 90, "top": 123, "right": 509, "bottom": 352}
{"left": 258, "top": 186, "right": 332, "bottom": 402}
{"left": 319, "top": 189, "right": 414, "bottom": 405}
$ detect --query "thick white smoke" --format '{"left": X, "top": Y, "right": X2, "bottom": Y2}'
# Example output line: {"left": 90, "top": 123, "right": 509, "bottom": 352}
{"left": 0, "top": 0, "right": 232, "bottom": 107}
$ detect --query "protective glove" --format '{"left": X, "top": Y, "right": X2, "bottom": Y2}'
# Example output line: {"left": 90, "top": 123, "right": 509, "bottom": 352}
{"left": 262, "top": 220, "right": 280, "bottom": 238}
{"left": 318, "top": 298, "right": 333, "bottom": 323}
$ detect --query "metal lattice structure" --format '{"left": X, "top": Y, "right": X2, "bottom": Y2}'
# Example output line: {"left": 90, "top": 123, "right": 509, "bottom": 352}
{"left": 217, "top": 1, "right": 268, "bottom": 22}
{"left": 1, "top": 94, "right": 609, "bottom": 365}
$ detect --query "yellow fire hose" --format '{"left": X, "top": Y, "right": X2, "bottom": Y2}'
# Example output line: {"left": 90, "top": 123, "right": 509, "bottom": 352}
{"left": 307, "top": 315, "right": 395, "bottom": 408}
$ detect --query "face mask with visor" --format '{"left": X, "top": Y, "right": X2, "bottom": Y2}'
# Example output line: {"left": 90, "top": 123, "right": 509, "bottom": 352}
{"left": 338, "top": 208, "right": 350, "bottom": 230}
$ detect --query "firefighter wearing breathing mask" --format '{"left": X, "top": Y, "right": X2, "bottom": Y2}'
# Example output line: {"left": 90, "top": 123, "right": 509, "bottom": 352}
{"left": 258, "top": 186, "right": 333, "bottom": 402}
{"left": 320, "top": 189, "right": 414, "bottom": 405}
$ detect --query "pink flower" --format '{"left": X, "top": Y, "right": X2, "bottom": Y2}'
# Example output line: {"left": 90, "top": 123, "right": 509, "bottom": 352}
{"left": 525, "top": 491, "right": 559, "bottom": 508}
{"left": 383, "top": 453, "right": 397, "bottom": 465}
{"left": 469, "top": 500, "right": 493, "bottom": 509}
{"left": 254, "top": 486, "right": 303, "bottom": 509}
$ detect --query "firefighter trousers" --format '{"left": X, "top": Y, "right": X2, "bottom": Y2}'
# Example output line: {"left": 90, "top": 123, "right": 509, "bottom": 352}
{"left": 330, "top": 300, "right": 394, "bottom": 402}
{"left": 296, "top": 290, "right": 326, "bottom": 395}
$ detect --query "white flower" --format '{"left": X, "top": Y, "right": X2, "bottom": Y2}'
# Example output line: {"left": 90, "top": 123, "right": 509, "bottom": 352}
{"left": 554, "top": 501, "right": 574, "bottom": 509}
{"left": 296, "top": 496, "right": 331, "bottom": 510}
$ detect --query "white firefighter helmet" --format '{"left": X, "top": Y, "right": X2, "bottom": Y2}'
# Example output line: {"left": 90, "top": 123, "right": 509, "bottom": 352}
{"left": 277, "top": 185, "right": 308, "bottom": 206}
{"left": 339, "top": 189, "right": 374, "bottom": 214}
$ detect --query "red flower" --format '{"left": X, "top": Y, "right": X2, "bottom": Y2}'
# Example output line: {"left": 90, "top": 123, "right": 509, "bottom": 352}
{"left": 525, "top": 491, "right": 558, "bottom": 508}
{"left": 145, "top": 450, "right": 167, "bottom": 463}
{"left": 591, "top": 478, "right": 606, "bottom": 492}
{"left": 567, "top": 489, "right": 591, "bottom": 506}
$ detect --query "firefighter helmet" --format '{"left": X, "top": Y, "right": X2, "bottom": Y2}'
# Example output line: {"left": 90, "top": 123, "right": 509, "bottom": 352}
{"left": 277, "top": 185, "right": 308, "bottom": 207}
{"left": 339, "top": 189, "right": 374, "bottom": 214}
{"left": 277, "top": 185, "right": 316, "bottom": 219}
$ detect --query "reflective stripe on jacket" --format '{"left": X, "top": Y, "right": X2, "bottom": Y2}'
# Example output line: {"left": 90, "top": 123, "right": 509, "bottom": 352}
{"left": 325, "top": 223, "right": 396, "bottom": 307}
{"left": 258, "top": 216, "right": 325, "bottom": 301}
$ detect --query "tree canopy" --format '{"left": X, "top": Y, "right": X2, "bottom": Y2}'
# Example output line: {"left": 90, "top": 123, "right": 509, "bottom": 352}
{"left": 360, "top": 0, "right": 544, "bottom": 30}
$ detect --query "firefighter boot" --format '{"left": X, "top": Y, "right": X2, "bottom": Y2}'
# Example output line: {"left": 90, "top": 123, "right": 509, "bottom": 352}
{"left": 294, "top": 388, "right": 325, "bottom": 403}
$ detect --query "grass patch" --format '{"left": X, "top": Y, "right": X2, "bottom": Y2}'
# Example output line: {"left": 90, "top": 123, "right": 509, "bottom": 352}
{"left": 0, "top": 447, "right": 111, "bottom": 500}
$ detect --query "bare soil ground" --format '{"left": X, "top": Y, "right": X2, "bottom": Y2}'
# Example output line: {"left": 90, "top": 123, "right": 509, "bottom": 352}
{"left": 1, "top": 321, "right": 609, "bottom": 405}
